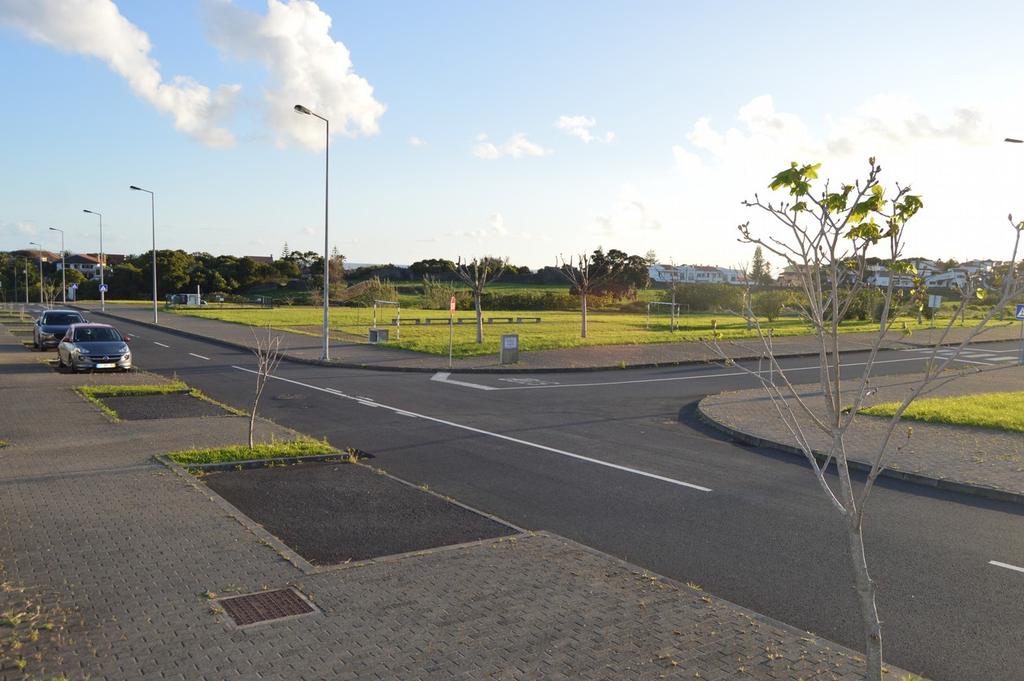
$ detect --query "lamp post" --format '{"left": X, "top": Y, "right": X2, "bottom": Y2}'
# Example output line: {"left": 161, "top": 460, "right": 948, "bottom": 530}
{"left": 48, "top": 227, "right": 66, "bottom": 304}
{"left": 293, "top": 104, "right": 331, "bottom": 361}
{"left": 24, "top": 265, "right": 28, "bottom": 305}
{"left": 29, "top": 241, "right": 43, "bottom": 305}
{"left": 130, "top": 185, "right": 158, "bottom": 323}
{"left": 1007, "top": 138, "right": 1024, "bottom": 364}
{"left": 83, "top": 209, "right": 105, "bottom": 311}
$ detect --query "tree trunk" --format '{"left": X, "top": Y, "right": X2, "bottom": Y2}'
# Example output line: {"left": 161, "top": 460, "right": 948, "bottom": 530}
{"left": 580, "top": 294, "right": 588, "bottom": 338}
{"left": 474, "top": 292, "right": 483, "bottom": 344}
{"left": 249, "top": 390, "right": 258, "bottom": 450}
{"left": 847, "top": 516, "right": 884, "bottom": 680}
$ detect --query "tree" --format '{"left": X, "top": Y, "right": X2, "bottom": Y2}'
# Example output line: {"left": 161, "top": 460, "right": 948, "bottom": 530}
{"left": 589, "top": 248, "right": 650, "bottom": 299}
{"left": 749, "top": 246, "right": 774, "bottom": 287}
{"left": 450, "top": 257, "right": 507, "bottom": 344}
{"left": 644, "top": 249, "right": 658, "bottom": 266}
{"left": 557, "top": 252, "right": 619, "bottom": 338}
{"left": 706, "top": 159, "right": 1023, "bottom": 681}
{"left": 281, "top": 242, "right": 290, "bottom": 261}
{"left": 249, "top": 327, "right": 283, "bottom": 449}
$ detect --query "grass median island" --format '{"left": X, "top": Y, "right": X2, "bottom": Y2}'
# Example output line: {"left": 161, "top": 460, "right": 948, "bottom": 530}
{"left": 860, "top": 391, "right": 1024, "bottom": 433}
{"left": 76, "top": 381, "right": 246, "bottom": 421}
{"left": 168, "top": 438, "right": 339, "bottom": 465}
{"left": 170, "top": 304, "right": 972, "bottom": 358}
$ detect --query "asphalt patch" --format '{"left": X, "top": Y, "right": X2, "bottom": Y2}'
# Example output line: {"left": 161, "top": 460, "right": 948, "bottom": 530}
{"left": 101, "top": 392, "right": 234, "bottom": 420}
{"left": 204, "top": 462, "right": 518, "bottom": 564}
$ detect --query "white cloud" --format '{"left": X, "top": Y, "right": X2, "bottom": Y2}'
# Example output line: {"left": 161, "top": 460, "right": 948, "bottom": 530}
{"left": 15, "top": 221, "right": 38, "bottom": 236}
{"left": 641, "top": 93, "right": 1024, "bottom": 267}
{"left": 592, "top": 187, "right": 662, "bottom": 236}
{"left": 443, "top": 211, "right": 549, "bottom": 242}
{"left": 408, "top": 136, "right": 427, "bottom": 147}
{"left": 472, "top": 133, "right": 549, "bottom": 160}
{"left": 205, "top": 0, "right": 385, "bottom": 150}
{"left": 489, "top": 213, "right": 507, "bottom": 236}
{"left": 0, "top": 0, "right": 239, "bottom": 147}
{"left": 555, "top": 115, "right": 614, "bottom": 144}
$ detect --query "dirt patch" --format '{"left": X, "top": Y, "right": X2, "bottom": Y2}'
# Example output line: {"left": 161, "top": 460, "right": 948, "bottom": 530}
{"left": 204, "top": 462, "right": 517, "bottom": 564}
{"left": 101, "top": 392, "right": 236, "bottom": 420}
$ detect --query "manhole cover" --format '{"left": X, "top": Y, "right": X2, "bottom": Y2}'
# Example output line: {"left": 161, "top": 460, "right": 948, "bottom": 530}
{"left": 218, "top": 588, "right": 316, "bottom": 627}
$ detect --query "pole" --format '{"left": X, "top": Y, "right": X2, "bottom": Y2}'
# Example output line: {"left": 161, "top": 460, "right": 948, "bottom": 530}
{"left": 321, "top": 118, "right": 330, "bottom": 361}
{"left": 1019, "top": 318, "right": 1023, "bottom": 366}
{"left": 99, "top": 213, "right": 105, "bottom": 312}
{"left": 60, "top": 233, "right": 66, "bottom": 304}
{"left": 24, "top": 267, "right": 28, "bottom": 305}
{"left": 150, "top": 193, "right": 157, "bottom": 323}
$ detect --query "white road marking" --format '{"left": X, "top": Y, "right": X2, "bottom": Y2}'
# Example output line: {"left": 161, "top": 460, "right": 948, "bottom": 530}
{"left": 189, "top": 353, "right": 211, "bottom": 361}
{"left": 154, "top": 341, "right": 170, "bottom": 348}
{"left": 232, "top": 365, "right": 711, "bottom": 493}
{"left": 431, "top": 372, "right": 498, "bottom": 391}
{"left": 433, "top": 356, "right": 939, "bottom": 392}
{"left": 989, "top": 560, "right": 1024, "bottom": 575}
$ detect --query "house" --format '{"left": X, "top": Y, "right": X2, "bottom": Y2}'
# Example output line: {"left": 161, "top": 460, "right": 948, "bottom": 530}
{"left": 647, "top": 264, "right": 686, "bottom": 283}
{"left": 56, "top": 253, "right": 101, "bottom": 279}
{"left": 925, "top": 271, "right": 968, "bottom": 290}
{"left": 777, "top": 264, "right": 809, "bottom": 287}
{"left": 866, "top": 269, "right": 916, "bottom": 288}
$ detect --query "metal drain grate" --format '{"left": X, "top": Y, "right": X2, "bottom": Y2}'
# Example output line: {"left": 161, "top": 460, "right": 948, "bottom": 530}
{"left": 219, "top": 588, "right": 316, "bottom": 627}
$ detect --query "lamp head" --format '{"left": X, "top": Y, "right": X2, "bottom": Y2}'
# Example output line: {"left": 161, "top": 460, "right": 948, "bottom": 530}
{"left": 130, "top": 185, "right": 142, "bottom": 191}
{"left": 294, "top": 104, "right": 312, "bottom": 115}
{"left": 1005, "top": 138, "right": 1023, "bottom": 144}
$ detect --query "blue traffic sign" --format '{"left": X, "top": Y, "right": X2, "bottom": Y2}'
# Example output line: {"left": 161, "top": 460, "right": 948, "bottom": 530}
{"left": 1017, "top": 303, "right": 1024, "bottom": 320}
{"left": 99, "top": 283, "right": 108, "bottom": 293}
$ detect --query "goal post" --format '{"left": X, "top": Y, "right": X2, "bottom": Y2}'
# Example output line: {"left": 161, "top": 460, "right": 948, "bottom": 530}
{"left": 646, "top": 301, "right": 686, "bottom": 331}
{"left": 371, "top": 299, "right": 401, "bottom": 339}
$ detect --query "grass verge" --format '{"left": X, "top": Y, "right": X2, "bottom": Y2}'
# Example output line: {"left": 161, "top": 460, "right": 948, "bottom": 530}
{"left": 167, "top": 438, "right": 338, "bottom": 465}
{"left": 75, "top": 381, "right": 247, "bottom": 422}
{"left": 860, "top": 391, "right": 1024, "bottom": 433}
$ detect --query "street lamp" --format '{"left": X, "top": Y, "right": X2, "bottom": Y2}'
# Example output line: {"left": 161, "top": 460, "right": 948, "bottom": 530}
{"left": 130, "top": 185, "right": 158, "bottom": 323}
{"left": 294, "top": 103, "right": 331, "bottom": 361}
{"left": 1007, "top": 137, "right": 1024, "bottom": 364}
{"left": 48, "top": 227, "right": 66, "bottom": 304}
{"left": 28, "top": 241, "right": 43, "bottom": 304}
{"left": 83, "top": 209, "right": 105, "bottom": 311}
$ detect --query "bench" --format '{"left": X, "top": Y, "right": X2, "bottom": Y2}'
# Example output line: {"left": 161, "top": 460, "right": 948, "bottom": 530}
{"left": 390, "top": 318, "right": 421, "bottom": 325}
{"left": 515, "top": 317, "right": 541, "bottom": 323}
{"left": 486, "top": 317, "right": 514, "bottom": 324}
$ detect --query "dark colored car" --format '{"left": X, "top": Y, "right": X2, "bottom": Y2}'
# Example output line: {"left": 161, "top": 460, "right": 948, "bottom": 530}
{"left": 33, "top": 309, "right": 87, "bottom": 350}
{"left": 57, "top": 323, "right": 132, "bottom": 372}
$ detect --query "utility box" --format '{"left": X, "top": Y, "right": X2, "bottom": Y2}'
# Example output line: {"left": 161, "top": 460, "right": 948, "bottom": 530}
{"left": 368, "top": 328, "right": 389, "bottom": 344}
{"left": 500, "top": 334, "right": 519, "bottom": 364}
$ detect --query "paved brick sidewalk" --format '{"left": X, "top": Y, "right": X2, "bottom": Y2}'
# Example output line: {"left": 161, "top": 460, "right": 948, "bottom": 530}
{"left": 71, "top": 301, "right": 1023, "bottom": 373}
{"left": 0, "top": 321, "right": 919, "bottom": 680}
{"left": 699, "top": 364, "right": 1024, "bottom": 503}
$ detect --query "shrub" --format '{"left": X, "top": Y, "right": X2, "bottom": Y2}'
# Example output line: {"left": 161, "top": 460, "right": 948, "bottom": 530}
{"left": 665, "top": 283, "right": 744, "bottom": 312}
{"left": 421, "top": 276, "right": 458, "bottom": 310}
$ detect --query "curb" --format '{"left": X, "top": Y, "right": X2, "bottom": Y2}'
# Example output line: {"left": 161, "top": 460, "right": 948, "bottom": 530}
{"left": 695, "top": 398, "right": 1024, "bottom": 507}
{"left": 78, "top": 305, "right": 1021, "bottom": 375}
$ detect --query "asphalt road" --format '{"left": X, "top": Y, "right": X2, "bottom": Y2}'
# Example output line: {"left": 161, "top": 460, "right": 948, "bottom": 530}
{"left": 25, "top": 305, "right": 1024, "bottom": 681}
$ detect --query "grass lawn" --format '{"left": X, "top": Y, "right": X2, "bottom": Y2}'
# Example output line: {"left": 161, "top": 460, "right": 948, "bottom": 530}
{"left": 860, "top": 391, "right": 1024, "bottom": 433}
{"left": 170, "top": 304, "right": 960, "bottom": 357}
{"left": 168, "top": 438, "right": 339, "bottom": 465}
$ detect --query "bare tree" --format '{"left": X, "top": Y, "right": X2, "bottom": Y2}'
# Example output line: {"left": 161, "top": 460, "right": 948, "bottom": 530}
{"left": 450, "top": 257, "right": 507, "bottom": 344}
{"left": 705, "top": 158, "right": 1023, "bottom": 681}
{"left": 249, "top": 326, "right": 284, "bottom": 449}
{"left": 41, "top": 280, "right": 61, "bottom": 309}
{"left": 557, "top": 252, "right": 618, "bottom": 338}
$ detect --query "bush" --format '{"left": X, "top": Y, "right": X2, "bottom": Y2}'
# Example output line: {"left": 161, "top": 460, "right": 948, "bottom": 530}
{"left": 421, "top": 276, "right": 458, "bottom": 310}
{"left": 346, "top": 277, "right": 399, "bottom": 307}
{"left": 478, "top": 291, "right": 578, "bottom": 311}
{"left": 751, "top": 290, "right": 791, "bottom": 322}
{"left": 665, "top": 283, "right": 744, "bottom": 312}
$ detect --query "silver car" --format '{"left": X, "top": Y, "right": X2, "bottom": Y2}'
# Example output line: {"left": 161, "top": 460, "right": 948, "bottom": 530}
{"left": 33, "top": 309, "right": 86, "bottom": 350}
{"left": 57, "top": 323, "right": 133, "bottom": 372}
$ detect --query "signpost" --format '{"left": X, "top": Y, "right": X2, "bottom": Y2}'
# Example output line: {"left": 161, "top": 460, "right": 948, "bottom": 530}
{"left": 448, "top": 295, "right": 456, "bottom": 369}
{"left": 1016, "top": 303, "right": 1024, "bottom": 365}
{"left": 928, "top": 295, "right": 942, "bottom": 327}
{"left": 500, "top": 334, "right": 519, "bottom": 364}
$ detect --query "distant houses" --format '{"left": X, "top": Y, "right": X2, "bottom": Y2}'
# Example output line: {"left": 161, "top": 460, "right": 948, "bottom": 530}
{"left": 648, "top": 263, "right": 747, "bottom": 285}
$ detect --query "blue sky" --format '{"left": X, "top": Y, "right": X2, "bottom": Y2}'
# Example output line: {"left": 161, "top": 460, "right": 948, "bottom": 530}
{"left": 2, "top": 0, "right": 1023, "bottom": 268}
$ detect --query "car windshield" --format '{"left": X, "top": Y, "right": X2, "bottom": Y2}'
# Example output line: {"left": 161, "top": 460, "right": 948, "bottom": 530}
{"left": 43, "top": 312, "right": 83, "bottom": 325}
{"left": 73, "top": 327, "right": 121, "bottom": 343}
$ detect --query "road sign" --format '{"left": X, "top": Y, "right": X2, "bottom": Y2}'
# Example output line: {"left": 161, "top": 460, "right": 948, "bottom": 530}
{"left": 99, "top": 283, "right": 108, "bottom": 293}
{"left": 1016, "top": 304, "right": 1024, "bottom": 320}
{"left": 69, "top": 283, "right": 78, "bottom": 290}
{"left": 449, "top": 295, "right": 457, "bottom": 314}
{"left": 928, "top": 294, "right": 942, "bottom": 309}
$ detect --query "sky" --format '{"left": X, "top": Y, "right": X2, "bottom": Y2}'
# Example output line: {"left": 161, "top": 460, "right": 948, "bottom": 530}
{"left": 1, "top": 0, "right": 1024, "bottom": 269}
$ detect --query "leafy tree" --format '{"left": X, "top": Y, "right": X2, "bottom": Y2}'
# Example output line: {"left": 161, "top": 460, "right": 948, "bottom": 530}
{"left": 707, "top": 158, "right": 1024, "bottom": 681}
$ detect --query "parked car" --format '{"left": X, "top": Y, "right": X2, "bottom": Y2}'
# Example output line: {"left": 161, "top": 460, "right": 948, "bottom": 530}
{"left": 57, "top": 323, "right": 132, "bottom": 372}
{"left": 33, "top": 309, "right": 87, "bottom": 350}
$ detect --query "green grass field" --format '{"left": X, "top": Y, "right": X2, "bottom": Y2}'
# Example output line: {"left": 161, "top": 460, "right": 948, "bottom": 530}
{"left": 860, "top": 391, "right": 1024, "bottom": 433}
{"left": 170, "top": 304, "right": 954, "bottom": 358}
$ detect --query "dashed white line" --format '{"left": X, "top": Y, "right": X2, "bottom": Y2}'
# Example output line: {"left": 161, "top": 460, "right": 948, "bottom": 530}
{"left": 189, "top": 353, "right": 211, "bottom": 361}
{"left": 154, "top": 341, "right": 170, "bottom": 348}
{"left": 231, "top": 365, "right": 711, "bottom": 493}
{"left": 989, "top": 560, "right": 1024, "bottom": 574}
